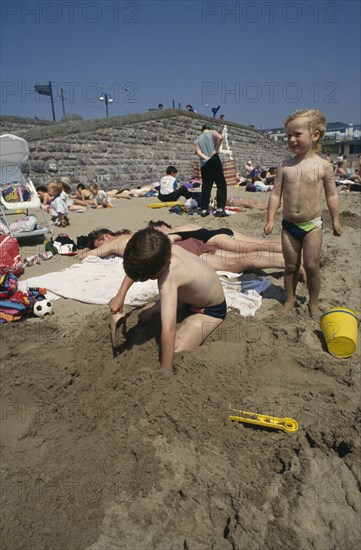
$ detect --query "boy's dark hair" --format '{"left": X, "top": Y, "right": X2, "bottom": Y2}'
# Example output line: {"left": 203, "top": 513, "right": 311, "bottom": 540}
{"left": 77, "top": 183, "right": 86, "bottom": 190}
{"left": 123, "top": 228, "right": 171, "bottom": 282}
{"left": 166, "top": 166, "right": 177, "bottom": 175}
{"left": 148, "top": 220, "right": 172, "bottom": 229}
{"left": 87, "top": 228, "right": 131, "bottom": 249}
{"left": 36, "top": 185, "right": 48, "bottom": 193}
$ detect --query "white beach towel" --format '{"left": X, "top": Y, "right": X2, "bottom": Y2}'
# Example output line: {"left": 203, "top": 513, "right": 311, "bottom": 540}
{"left": 19, "top": 256, "right": 262, "bottom": 316}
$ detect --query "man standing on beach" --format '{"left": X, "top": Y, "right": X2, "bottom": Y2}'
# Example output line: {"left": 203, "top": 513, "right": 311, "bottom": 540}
{"left": 194, "top": 124, "right": 228, "bottom": 218}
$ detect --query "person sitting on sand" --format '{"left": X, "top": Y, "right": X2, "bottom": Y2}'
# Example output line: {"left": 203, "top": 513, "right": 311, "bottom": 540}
{"left": 47, "top": 181, "right": 70, "bottom": 227}
{"left": 158, "top": 166, "right": 201, "bottom": 205}
{"left": 264, "top": 108, "right": 342, "bottom": 317}
{"left": 71, "top": 183, "right": 93, "bottom": 204}
{"left": 335, "top": 155, "right": 350, "bottom": 178}
{"left": 244, "top": 160, "right": 259, "bottom": 179}
{"left": 89, "top": 183, "right": 112, "bottom": 208}
{"left": 60, "top": 182, "right": 87, "bottom": 212}
{"left": 265, "top": 167, "right": 276, "bottom": 185}
{"left": 349, "top": 170, "right": 361, "bottom": 185}
{"left": 110, "top": 227, "right": 226, "bottom": 369}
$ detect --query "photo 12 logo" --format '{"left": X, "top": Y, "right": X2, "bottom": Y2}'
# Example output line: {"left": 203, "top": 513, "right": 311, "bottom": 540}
{"left": 1, "top": 81, "right": 140, "bottom": 106}
{"left": 201, "top": 2, "right": 340, "bottom": 24}
{"left": 202, "top": 81, "right": 340, "bottom": 105}
{"left": 1, "top": 2, "right": 140, "bottom": 24}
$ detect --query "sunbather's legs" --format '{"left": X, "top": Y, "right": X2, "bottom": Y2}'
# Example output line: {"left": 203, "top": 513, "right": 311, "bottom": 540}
{"left": 229, "top": 198, "right": 267, "bottom": 210}
{"left": 200, "top": 250, "right": 286, "bottom": 272}
{"left": 107, "top": 190, "right": 132, "bottom": 199}
{"left": 232, "top": 231, "right": 281, "bottom": 249}
{"left": 68, "top": 205, "right": 87, "bottom": 212}
{"left": 208, "top": 235, "right": 282, "bottom": 256}
{"left": 130, "top": 186, "right": 154, "bottom": 197}
{"left": 72, "top": 197, "right": 89, "bottom": 207}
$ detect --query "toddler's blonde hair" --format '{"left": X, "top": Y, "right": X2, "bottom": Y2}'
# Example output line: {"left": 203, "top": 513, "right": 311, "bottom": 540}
{"left": 47, "top": 181, "right": 62, "bottom": 194}
{"left": 284, "top": 109, "right": 327, "bottom": 152}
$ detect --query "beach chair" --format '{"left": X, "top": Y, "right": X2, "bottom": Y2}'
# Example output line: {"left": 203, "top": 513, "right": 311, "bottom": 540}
{"left": 0, "top": 134, "right": 53, "bottom": 239}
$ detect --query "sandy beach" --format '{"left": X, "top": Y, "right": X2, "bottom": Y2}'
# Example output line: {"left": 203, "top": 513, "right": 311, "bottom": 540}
{"left": 1, "top": 187, "right": 360, "bottom": 549}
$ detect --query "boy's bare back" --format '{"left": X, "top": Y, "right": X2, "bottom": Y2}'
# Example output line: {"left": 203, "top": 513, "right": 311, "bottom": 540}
{"left": 158, "top": 245, "right": 224, "bottom": 308}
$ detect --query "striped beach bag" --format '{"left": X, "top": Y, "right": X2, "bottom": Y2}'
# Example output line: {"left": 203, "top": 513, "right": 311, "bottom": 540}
{"left": 192, "top": 159, "right": 237, "bottom": 186}
{"left": 222, "top": 159, "right": 237, "bottom": 186}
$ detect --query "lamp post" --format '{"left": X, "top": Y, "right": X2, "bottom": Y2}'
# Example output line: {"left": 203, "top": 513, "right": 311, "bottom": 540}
{"left": 99, "top": 92, "right": 113, "bottom": 118}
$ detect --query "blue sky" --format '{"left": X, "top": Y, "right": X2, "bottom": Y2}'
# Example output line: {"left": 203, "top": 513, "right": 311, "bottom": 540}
{"left": 1, "top": 0, "right": 360, "bottom": 127}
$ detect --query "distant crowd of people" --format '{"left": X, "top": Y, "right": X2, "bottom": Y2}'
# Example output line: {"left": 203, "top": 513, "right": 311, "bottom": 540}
{"left": 331, "top": 153, "right": 361, "bottom": 184}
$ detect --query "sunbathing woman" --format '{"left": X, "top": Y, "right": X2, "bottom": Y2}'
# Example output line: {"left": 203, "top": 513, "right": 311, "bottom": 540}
{"left": 77, "top": 227, "right": 289, "bottom": 274}
{"left": 71, "top": 183, "right": 93, "bottom": 206}
{"left": 148, "top": 220, "right": 282, "bottom": 256}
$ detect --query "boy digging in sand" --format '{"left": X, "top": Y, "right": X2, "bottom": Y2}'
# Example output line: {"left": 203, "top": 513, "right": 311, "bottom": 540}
{"left": 110, "top": 227, "right": 226, "bottom": 369}
{"left": 264, "top": 109, "right": 342, "bottom": 317}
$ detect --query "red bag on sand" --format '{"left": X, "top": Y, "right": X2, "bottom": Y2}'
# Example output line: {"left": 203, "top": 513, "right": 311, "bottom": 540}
{"left": 0, "top": 235, "right": 23, "bottom": 278}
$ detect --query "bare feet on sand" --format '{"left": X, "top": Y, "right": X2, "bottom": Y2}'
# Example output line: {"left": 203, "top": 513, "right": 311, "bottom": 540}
{"left": 308, "top": 302, "right": 322, "bottom": 318}
{"left": 279, "top": 301, "right": 295, "bottom": 317}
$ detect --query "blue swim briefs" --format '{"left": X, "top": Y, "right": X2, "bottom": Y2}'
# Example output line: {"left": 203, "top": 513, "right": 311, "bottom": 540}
{"left": 282, "top": 217, "right": 323, "bottom": 240}
{"left": 188, "top": 299, "right": 227, "bottom": 320}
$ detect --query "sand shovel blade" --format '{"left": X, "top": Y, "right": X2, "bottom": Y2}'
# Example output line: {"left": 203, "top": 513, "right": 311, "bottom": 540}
{"left": 109, "top": 313, "right": 126, "bottom": 351}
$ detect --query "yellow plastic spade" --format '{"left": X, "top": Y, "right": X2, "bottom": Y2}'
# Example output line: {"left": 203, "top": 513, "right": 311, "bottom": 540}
{"left": 229, "top": 408, "right": 298, "bottom": 433}
{"left": 147, "top": 201, "right": 184, "bottom": 209}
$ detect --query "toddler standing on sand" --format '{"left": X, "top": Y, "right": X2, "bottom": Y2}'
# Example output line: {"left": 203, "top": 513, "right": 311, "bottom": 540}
{"left": 264, "top": 109, "right": 342, "bottom": 317}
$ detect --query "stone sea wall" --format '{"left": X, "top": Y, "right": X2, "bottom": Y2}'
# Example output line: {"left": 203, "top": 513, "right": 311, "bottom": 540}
{"left": 0, "top": 111, "right": 288, "bottom": 189}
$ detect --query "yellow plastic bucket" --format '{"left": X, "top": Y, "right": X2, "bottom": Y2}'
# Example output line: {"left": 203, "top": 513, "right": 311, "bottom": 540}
{"left": 320, "top": 307, "right": 358, "bottom": 358}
